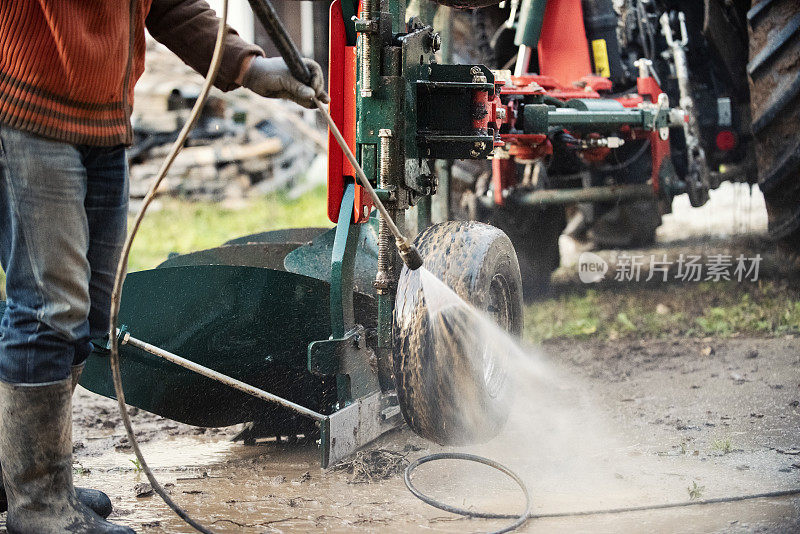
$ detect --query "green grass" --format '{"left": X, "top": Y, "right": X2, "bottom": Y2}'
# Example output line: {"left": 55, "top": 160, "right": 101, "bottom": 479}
{"left": 687, "top": 481, "right": 705, "bottom": 501}
{"left": 709, "top": 438, "right": 733, "bottom": 455}
{"left": 128, "top": 187, "right": 330, "bottom": 271}
{"left": 129, "top": 458, "right": 143, "bottom": 473}
{"left": 525, "top": 280, "right": 800, "bottom": 343}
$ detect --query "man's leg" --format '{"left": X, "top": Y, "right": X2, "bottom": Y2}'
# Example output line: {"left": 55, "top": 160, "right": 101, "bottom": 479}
{"left": 0, "top": 127, "right": 91, "bottom": 383}
{"left": 80, "top": 144, "right": 129, "bottom": 359}
{"left": 0, "top": 125, "right": 134, "bottom": 534}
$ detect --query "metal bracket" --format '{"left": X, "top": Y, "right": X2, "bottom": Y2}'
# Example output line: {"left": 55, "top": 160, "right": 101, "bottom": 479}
{"left": 320, "top": 390, "right": 403, "bottom": 468}
{"left": 415, "top": 64, "right": 496, "bottom": 160}
{"left": 308, "top": 327, "right": 364, "bottom": 375}
{"left": 307, "top": 324, "right": 379, "bottom": 401}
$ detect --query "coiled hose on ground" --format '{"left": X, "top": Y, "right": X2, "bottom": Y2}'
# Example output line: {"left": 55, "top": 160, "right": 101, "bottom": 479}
{"left": 405, "top": 453, "right": 800, "bottom": 533}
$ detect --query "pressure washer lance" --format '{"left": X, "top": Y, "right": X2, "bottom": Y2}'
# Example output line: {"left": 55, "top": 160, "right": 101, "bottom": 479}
{"left": 247, "top": 0, "right": 423, "bottom": 271}
{"left": 312, "top": 96, "right": 423, "bottom": 270}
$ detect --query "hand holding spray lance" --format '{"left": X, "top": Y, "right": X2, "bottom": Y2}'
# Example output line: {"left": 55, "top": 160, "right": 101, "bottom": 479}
{"left": 246, "top": 0, "right": 423, "bottom": 271}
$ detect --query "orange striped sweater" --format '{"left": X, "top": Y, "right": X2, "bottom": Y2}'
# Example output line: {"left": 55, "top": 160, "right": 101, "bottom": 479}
{"left": 0, "top": 0, "right": 262, "bottom": 146}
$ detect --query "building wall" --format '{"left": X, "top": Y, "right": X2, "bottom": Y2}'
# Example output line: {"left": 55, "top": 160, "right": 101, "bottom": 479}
{"left": 206, "top": 0, "right": 255, "bottom": 43}
{"left": 202, "top": 0, "right": 331, "bottom": 84}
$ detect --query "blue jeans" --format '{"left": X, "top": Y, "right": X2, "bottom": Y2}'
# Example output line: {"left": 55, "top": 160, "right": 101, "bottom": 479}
{"left": 0, "top": 125, "right": 128, "bottom": 384}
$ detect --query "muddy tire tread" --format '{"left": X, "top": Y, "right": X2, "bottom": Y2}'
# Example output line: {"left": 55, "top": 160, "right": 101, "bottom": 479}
{"left": 392, "top": 221, "right": 523, "bottom": 445}
{"left": 748, "top": 0, "right": 800, "bottom": 248}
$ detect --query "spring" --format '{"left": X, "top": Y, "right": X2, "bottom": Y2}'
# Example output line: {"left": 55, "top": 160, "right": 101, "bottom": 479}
{"left": 360, "top": 0, "right": 373, "bottom": 97}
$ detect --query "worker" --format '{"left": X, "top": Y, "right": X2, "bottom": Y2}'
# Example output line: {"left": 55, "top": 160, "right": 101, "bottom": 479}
{"left": 0, "top": 2, "right": 327, "bottom": 533}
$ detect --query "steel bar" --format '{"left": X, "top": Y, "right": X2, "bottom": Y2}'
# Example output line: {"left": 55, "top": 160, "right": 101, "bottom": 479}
{"left": 480, "top": 183, "right": 655, "bottom": 207}
{"left": 514, "top": 45, "right": 532, "bottom": 77}
{"left": 120, "top": 332, "right": 327, "bottom": 422}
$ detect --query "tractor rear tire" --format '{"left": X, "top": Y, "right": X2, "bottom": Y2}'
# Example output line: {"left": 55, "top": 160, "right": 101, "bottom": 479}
{"left": 392, "top": 221, "right": 523, "bottom": 445}
{"left": 485, "top": 203, "right": 565, "bottom": 301}
{"left": 748, "top": 0, "right": 800, "bottom": 257}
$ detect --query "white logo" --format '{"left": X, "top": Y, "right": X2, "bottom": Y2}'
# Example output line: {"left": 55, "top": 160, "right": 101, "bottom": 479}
{"left": 578, "top": 252, "right": 608, "bottom": 283}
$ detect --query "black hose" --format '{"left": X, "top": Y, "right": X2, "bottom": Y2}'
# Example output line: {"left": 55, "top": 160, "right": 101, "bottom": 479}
{"left": 404, "top": 453, "right": 532, "bottom": 534}
{"left": 543, "top": 96, "right": 567, "bottom": 108}
{"left": 405, "top": 453, "right": 800, "bottom": 533}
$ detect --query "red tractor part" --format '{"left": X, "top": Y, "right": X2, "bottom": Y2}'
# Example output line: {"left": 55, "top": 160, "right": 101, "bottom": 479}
{"left": 488, "top": 71, "right": 670, "bottom": 202}
{"left": 537, "top": 0, "right": 592, "bottom": 86}
{"left": 327, "top": 0, "right": 373, "bottom": 224}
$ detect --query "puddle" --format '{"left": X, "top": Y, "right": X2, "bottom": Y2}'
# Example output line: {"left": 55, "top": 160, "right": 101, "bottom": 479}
{"left": 89, "top": 436, "right": 242, "bottom": 472}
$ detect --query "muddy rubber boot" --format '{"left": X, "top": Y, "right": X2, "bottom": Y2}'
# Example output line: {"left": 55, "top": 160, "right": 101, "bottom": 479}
{"left": 70, "top": 364, "right": 114, "bottom": 519}
{"left": 0, "top": 378, "right": 135, "bottom": 534}
{"left": 0, "top": 366, "right": 114, "bottom": 519}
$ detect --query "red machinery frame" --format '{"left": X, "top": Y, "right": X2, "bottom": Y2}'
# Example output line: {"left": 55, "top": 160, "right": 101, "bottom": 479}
{"left": 488, "top": 0, "right": 671, "bottom": 206}
{"left": 327, "top": 0, "right": 373, "bottom": 224}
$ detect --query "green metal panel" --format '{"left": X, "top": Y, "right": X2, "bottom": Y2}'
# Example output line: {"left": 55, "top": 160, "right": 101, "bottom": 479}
{"left": 339, "top": 0, "right": 359, "bottom": 46}
{"left": 515, "top": 0, "right": 548, "bottom": 48}
{"left": 432, "top": 6, "right": 453, "bottom": 224}
{"left": 329, "top": 183, "right": 359, "bottom": 339}
{"left": 80, "top": 265, "right": 332, "bottom": 425}
{"left": 283, "top": 216, "right": 380, "bottom": 297}
{"left": 432, "top": 159, "right": 451, "bottom": 223}
{"left": 400, "top": 25, "right": 437, "bottom": 166}
{"left": 78, "top": 265, "right": 373, "bottom": 428}
{"left": 391, "top": 0, "right": 408, "bottom": 33}
{"left": 376, "top": 291, "right": 394, "bottom": 383}
{"left": 416, "top": 195, "right": 432, "bottom": 231}
{"left": 157, "top": 243, "right": 298, "bottom": 271}
{"left": 223, "top": 227, "right": 329, "bottom": 246}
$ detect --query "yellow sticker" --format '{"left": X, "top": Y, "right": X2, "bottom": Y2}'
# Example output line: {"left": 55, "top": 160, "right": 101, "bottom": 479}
{"left": 591, "top": 39, "right": 611, "bottom": 78}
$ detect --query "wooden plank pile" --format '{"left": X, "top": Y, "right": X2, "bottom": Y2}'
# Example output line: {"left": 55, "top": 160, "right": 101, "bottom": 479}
{"left": 130, "top": 40, "right": 326, "bottom": 204}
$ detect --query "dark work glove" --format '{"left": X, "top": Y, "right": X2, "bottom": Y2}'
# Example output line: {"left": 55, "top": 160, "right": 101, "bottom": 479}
{"left": 242, "top": 56, "right": 330, "bottom": 109}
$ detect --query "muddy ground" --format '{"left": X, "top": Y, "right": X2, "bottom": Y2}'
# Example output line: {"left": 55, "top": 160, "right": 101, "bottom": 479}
{"left": 54, "top": 332, "right": 800, "bottom": 534}
{"left": 3, "top": 184, "right": 798, "bottom": 533}
{"left": 56, "top": 333, "right": 799, "bottom": 534}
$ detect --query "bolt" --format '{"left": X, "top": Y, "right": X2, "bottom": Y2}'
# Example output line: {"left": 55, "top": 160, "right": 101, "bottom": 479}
{"left": 376, "top": 128, "right": 396, "bottom": 293}
{"left": 634, "top": 58, "right": 653, "bottom": 78}
{"left": 379, "top": 129, "right": 394, "bottom": 183}
{"left": 359, "top": 0, "right": 374, "bottom": 98}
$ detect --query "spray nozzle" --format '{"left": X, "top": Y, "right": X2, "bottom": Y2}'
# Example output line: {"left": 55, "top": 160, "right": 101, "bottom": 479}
{"left": 397, "top": 238, "right": 423, "bottom": 271}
